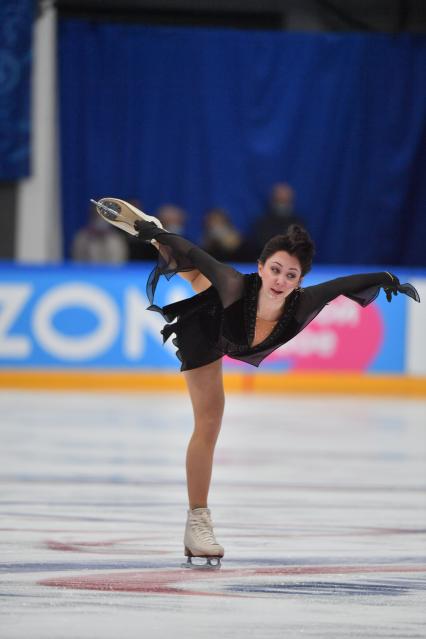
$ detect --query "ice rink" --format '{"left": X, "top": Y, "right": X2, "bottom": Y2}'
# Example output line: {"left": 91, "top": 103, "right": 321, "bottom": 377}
{"left": 1, "top": 389, "right": 425, "bottom": 638}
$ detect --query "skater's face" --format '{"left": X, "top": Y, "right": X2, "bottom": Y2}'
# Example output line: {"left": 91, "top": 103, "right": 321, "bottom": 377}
{"left": 258, "top": 251, "right": 302, "bottom": 301}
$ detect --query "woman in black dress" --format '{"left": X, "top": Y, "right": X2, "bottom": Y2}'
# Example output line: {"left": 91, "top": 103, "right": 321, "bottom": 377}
{"left": 93, "top": 197, "right": 420, "bottom": 568}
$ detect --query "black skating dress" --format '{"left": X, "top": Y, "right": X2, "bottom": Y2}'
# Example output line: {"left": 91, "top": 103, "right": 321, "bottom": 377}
{"left": 142, "top": 231, "right": 420, "bottom": 372}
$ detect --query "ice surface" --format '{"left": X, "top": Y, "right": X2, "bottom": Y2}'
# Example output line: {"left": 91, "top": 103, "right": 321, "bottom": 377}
{"left": 0, "top": 390, "right": 425, "bottom": 638}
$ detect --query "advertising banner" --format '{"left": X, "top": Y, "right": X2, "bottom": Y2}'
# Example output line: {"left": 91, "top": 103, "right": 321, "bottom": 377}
{"left": 1, "top": 263, "right": 420, "bottom": 374}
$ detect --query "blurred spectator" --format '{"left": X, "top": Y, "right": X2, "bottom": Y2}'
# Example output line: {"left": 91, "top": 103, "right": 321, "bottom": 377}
{"left": 157, "top": 204, "right": 186, "bottom": 235}
{"left": 202, "top": 207, "right": 253, "bottom": 262}
{"left": 72, "top": 207, "right": 128, "bottom": 264}
{"left": 252, "top": 182, "right": 305, "bottom": 253}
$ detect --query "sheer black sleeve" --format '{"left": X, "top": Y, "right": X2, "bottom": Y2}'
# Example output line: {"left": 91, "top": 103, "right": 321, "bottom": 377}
{"left": 145, "top": 231, "right": 245, "bottom": 309}
{"left": 296, "top": 272, "right": 406, "bottom": 331}
{"left": 302, "top": 272, "right": 393, "bottom": 309}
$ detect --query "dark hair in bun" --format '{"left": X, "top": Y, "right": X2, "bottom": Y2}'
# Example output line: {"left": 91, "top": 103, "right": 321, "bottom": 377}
{"left": 258, "top": 224, "right": 315, "bottom": 276}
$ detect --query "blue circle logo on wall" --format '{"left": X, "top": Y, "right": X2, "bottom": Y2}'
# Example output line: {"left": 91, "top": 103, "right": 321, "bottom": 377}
{"left": 0, "top": 49, "right": 20, "bottom": 95}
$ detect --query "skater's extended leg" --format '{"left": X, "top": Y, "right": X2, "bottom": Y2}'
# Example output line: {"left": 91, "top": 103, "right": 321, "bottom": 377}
{"left": 93, "top": 197, "right": 212, "bottom": 293}
{"left": 183, "top": 359, "right": 225, "bottom": 509}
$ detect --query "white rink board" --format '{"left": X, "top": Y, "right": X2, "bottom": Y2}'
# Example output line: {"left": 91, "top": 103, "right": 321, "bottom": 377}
{"left": 406, "top": 279, "right": 426, "bottom": 375}
{"left": 0, "top": 390, "right": 425, "bottom": 639}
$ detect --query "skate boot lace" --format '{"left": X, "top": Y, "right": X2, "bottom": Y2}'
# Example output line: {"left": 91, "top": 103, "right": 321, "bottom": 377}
{"left": 190, "top": 512, "right": 218, "bottom": 545}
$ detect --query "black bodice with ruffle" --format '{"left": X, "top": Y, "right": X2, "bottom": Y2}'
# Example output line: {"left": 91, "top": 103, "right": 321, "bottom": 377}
{"left": 149, "top": 273, "right": 302, "bottom": 370}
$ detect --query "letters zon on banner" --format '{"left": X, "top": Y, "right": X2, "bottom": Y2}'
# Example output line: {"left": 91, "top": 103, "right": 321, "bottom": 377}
{"left": 0, "top": 283, "right": 173, "bottom": 362}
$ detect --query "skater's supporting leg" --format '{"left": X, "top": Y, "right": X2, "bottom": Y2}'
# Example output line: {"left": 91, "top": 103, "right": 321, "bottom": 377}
{"left": 183, "top": 359, "right": 225, "bottom": 509}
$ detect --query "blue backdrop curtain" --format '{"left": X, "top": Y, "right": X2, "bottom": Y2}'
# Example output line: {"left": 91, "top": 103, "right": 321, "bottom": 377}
{"left": 58, "top": 21, "right": 426, "bottom": 266}
{"left": 0, "top": 0, "right": 34, "bottom": 179}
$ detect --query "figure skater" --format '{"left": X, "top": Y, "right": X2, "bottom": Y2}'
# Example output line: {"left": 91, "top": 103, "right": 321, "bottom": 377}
{"left": 91, "top": 197, "right": 420, "bottom": 569}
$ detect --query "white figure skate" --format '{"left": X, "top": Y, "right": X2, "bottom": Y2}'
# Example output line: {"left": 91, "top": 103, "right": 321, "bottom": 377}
{"left": 90, "top": 197, "right": 163, "bottom": 240}
{"left": 182, "top": 507, "right": 224, "bottom": 569}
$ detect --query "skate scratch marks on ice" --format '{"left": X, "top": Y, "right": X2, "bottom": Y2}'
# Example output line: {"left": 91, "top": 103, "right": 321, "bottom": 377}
{"left": 38, "top": 564, "right": 426, "bottom": 598}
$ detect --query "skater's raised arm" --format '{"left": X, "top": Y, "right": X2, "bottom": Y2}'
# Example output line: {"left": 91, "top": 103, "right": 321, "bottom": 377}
{"left": 152, "top": 239, "right": 213, "bottom": 294}
{"left": 138, "top": 223, "right": 245, "bottom": 308}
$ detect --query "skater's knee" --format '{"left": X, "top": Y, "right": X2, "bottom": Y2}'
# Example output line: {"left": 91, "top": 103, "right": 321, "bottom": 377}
{"left": 193, "top": 394, "right": 224, "bottom": 424}
{"left": 193, "top": 413, "right": 223, "bottom": 444}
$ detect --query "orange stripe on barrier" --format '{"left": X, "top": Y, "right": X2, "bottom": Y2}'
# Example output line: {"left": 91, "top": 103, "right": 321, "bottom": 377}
{"left": 0, "top": 370, "right": 425, "bottom": 397}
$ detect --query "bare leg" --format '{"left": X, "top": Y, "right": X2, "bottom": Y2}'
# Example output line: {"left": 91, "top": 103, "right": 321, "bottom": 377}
{"left": 183, "top": 359, "right": 225, "bottom": 509}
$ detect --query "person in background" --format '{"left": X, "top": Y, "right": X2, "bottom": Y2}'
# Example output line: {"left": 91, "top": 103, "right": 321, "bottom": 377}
{"left": 201, "top": 207, "right": 254, "bottom": 262}
{"left": 157, "top": 204, "right": 186, "bottom": 236}
{"left": 253, "top": 182, "right": 305, "bottom": 253}
{"left": 72, "top": 207, "right": 128, "bottom": 264}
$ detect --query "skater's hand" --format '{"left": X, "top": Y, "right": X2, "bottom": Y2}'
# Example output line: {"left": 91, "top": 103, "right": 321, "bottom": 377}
{"left": 395, "top": 282, "right": 420, "bottom": 302}
{"left": 384, "top": 273, "right": 420, "bottom": 303}
{"left": 134, "top": 220, "right": 165, "bottom": 242}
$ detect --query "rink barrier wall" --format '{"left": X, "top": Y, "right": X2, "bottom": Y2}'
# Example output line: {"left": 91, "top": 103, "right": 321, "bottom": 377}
{"left": 0, "top": 370, "right": 425, "bottom": 397}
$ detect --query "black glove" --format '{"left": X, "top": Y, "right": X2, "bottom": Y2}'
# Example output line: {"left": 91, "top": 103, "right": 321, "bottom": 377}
{"left": 134, "top": 220, "right": 167, "bottom": 243}
{"left": 384, "top": 273, "right": 420, "bottom": 303}
{"left": 397, "top": 282, "right": 421, "bottom": 302}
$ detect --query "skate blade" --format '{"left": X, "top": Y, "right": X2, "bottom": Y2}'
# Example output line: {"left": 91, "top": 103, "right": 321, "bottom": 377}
{"left": 90, "top": 198, "right": 163, "bottom": 237}
{"left": 90, "top": 198, "right": 139, "bottom": 236}
{"left": 181, "top": 556, "right": 221, "bottom": 570}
